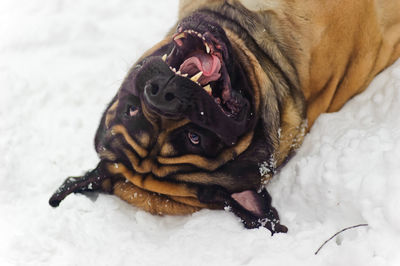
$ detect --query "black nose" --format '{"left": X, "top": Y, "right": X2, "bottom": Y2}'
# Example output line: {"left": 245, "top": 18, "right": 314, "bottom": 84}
{"left": 135, "top": 57, "right": 196, "bottom": 118}
{"left": 143, "top": 76, "right": 185, "bottom": 117}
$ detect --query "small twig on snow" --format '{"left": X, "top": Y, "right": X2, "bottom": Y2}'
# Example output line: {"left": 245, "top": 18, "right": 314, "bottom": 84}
{"left": 314, "top": 223, "right": 369, "bottom": 255}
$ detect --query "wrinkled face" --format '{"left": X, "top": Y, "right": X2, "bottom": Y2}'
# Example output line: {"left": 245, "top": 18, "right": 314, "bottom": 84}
{"left": 95, "top": 14, "right": 261, "bottom": 192}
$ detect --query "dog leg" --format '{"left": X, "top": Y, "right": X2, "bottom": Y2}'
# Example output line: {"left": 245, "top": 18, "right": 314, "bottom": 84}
{"left": 49, "top": 161, "right": 112, "bottom": 207}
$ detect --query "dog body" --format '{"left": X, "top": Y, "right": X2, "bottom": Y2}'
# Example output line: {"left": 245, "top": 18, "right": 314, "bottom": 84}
{"left": 50, "top": 0, "right": 400, "bottom": 233}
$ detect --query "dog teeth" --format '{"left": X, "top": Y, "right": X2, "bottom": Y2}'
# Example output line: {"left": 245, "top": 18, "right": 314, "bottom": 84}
{"left": 162, "top": 54, "right": 167, "bottom": 61}
{"left": 181, "top": 29, "right": 211, "bottom": 54}
{"left": 174, "top": 32, "right": 186, "bottom": 40}
{"left": 190, "top": 71, "right": 203, "bottom": 83}
{"left": 181, "top": 29, "right": 213, "bottom": 54}
{"left": 203, "top": 84, "right": 212, "bottom": 95}
{"left": 205, "top": 43, "right": 211, "bottom": 54}
{"left": 168, "top": 66, "right": 189, "bottom": 77}
{"left": 184, "top": 29, "right": 204, "bottom": 38}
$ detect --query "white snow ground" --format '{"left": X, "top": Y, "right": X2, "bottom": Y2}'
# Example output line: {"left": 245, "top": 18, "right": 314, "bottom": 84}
{"left": 1, "top": 1, "right": 400, "bottom": 265}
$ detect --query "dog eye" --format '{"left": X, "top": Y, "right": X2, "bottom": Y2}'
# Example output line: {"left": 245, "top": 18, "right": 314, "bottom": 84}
{"left": 129, "top": 105, "right": 139, "bottom": 116}
{"left": 188, "top": 132, "right": 200, "bottom": 145}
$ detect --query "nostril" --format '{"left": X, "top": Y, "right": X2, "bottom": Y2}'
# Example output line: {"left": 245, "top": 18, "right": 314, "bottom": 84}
{"left": 151, "top": 84, "right": 159, "bottom": 95}
{"left": 145, "top": 83, "right": 159, "bottom": 95}
{"left": 165, "top": 93, "right": 175, "bottom": 101}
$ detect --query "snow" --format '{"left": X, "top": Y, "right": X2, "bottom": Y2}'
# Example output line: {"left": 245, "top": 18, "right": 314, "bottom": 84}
{"left": 1, "top": 0, "right": 400, "bottom": 265}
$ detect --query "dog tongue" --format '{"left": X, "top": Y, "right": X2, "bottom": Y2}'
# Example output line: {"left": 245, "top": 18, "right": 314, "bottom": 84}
{"left": 179, "top": 51, "right": 221, "bottom": 85}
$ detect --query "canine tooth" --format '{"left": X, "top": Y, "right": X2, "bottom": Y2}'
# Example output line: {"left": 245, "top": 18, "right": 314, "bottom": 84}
{"left": 190, "top": 71, "right": 203, "bottom": 82}
{"left": 162, "top": 54, "right": 167, "bottom": 61}
{"left": 174, "top": 32, "right": 186, "bottom": 40}
{"left": 172, "top": 67, "right": 177, "bottom": 72}
{"left": 203, "top": 84, "right": 212, "bottom": 95}
{"left": 176, "top": 70, "right": 181, "bottom": 75}
{"left": 197, "top": 33, "right": 202, "bottom": 38}
{"left": 181, "top": 73, "right": 188, "bottom": 77}
{"left": 205, "top": 43, "right": 211, "bottom": 54}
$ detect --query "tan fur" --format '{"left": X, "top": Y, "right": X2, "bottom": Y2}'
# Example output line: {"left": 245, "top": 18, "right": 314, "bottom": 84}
{"left": 157, "top": 131, "right": 254, "bottom": 171}
{"left": 113, "top": 180, "right": 202, "bottom": 215}
{"left": 111, "top": 125, "right": 149, "bottom": 158}
{"left": 224, "top": 28, "right": 305, "bottom": 167}
{"left": 179, "top": 0, "right": 400, "bottom": 126}
{"left": 119, "top": 147, "right": 183, "bottom": 176}
{"left": 137, "top": 133, "right": 151, "bottom": 149}
{"left": 105, "top": 99, "right": 118, "bottom": 129}
{"left": 108, "top": 163, "right": 198, "bottom": 197}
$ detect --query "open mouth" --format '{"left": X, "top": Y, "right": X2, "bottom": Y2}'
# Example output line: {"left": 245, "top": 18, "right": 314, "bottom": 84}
{"left": 129, "top": 15, "right": 255, "bottom": 145}
{"left": 161, "top": 27, "right": 242, "bottom": 117}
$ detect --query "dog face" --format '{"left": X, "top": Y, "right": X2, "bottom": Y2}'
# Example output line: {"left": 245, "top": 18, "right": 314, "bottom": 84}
{"left": 49, "top": 12, "right": 288, "bottom": 234}
{"left": 95, "top": 13, "right": 266, "bottom": 192}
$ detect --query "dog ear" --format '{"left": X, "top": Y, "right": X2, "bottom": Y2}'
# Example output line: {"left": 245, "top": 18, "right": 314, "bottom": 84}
{"left": 230, "top": 189, "right": 288, "bottom": 234}
{"left": 49, "top": 160, "right": 112, "bottom": 207}
{"left": 196, "top": 185, "right": 287, "bottom": 234}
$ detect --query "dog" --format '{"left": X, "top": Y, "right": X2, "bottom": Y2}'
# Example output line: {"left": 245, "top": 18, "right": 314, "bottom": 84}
{"left": 49, "top": 0, "right": 400, "bottom": 234}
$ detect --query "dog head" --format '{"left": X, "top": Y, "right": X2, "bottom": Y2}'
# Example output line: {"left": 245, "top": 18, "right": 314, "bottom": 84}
{"left": 97, "top": 13, "right": 266, "bottom": 188}
{"left": 78, "top": 13, "right": 286, "bottom": 233}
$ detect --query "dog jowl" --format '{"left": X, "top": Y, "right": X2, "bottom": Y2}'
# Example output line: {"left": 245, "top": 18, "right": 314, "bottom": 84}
{"left": 49, "top": 0, "right": 400, "bottom": 235}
